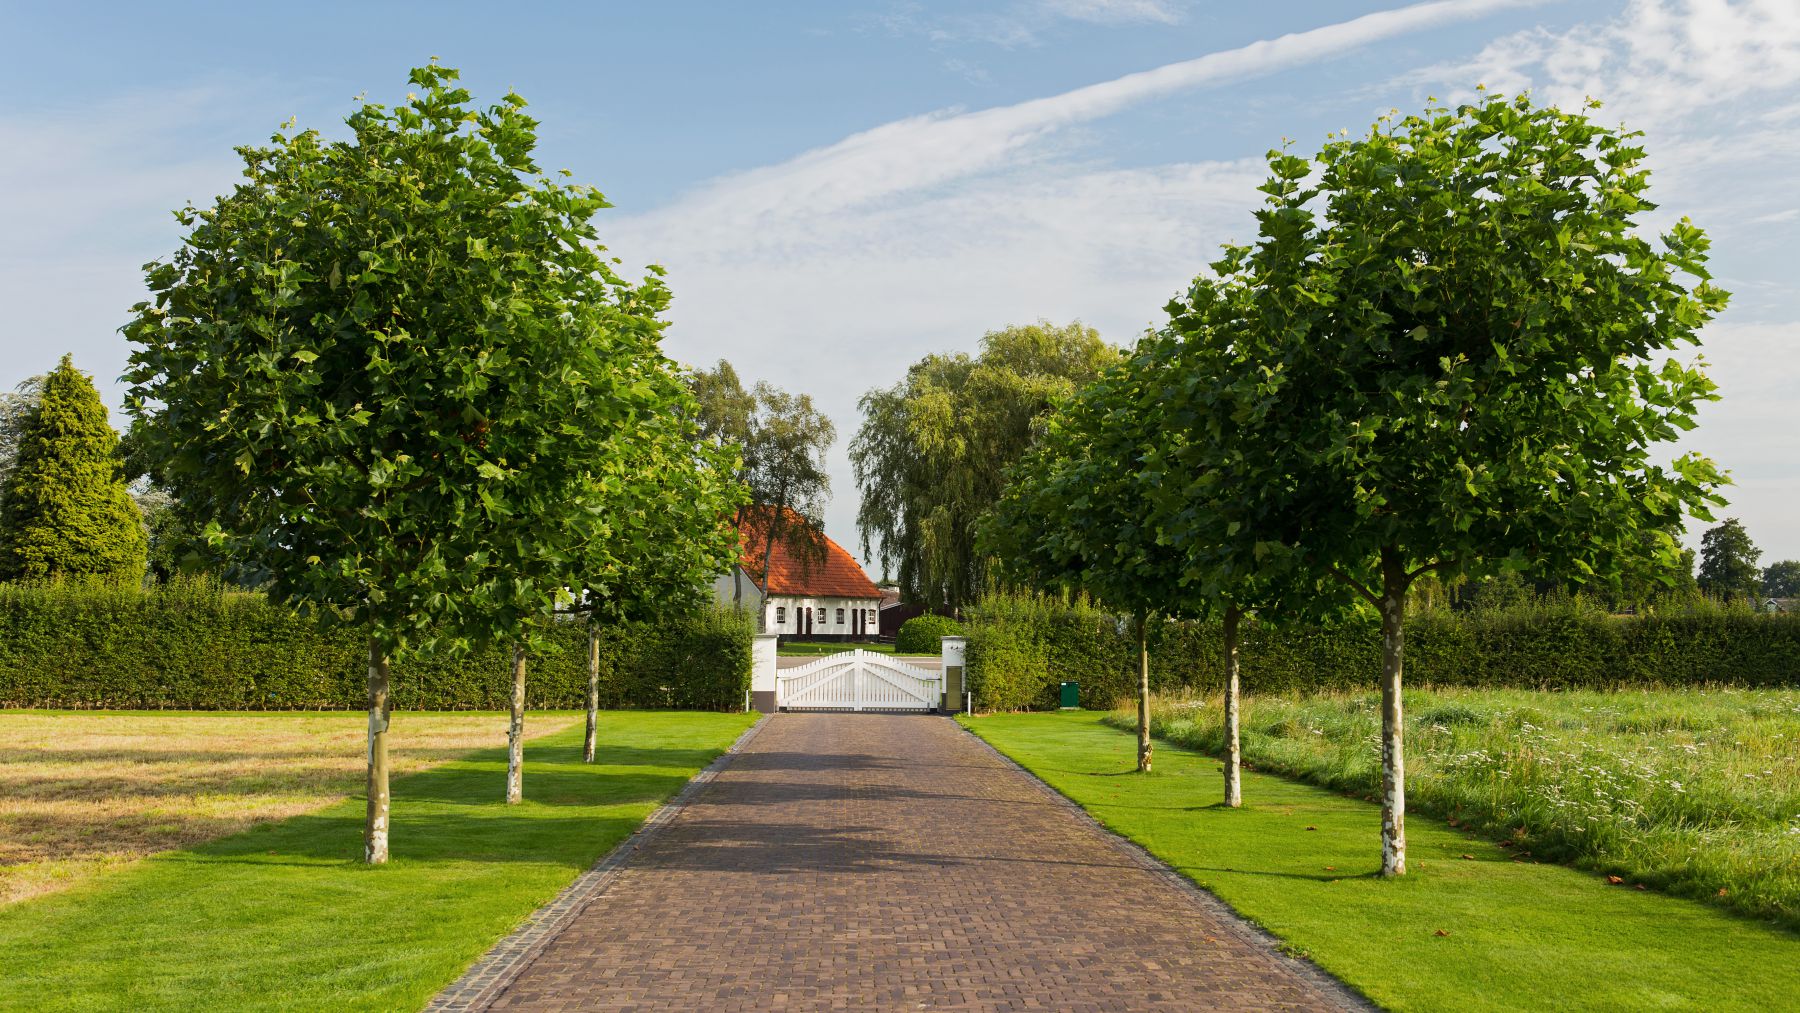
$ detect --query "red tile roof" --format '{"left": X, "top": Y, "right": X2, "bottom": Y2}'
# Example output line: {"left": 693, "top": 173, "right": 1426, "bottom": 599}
{"left": 735, "top": 506, "right": 882, "bottom": 600}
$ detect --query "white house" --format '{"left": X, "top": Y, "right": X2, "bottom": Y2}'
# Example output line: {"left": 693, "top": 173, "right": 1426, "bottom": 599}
{"left": 711, "top": 507, "right": 884, "bottom": 641}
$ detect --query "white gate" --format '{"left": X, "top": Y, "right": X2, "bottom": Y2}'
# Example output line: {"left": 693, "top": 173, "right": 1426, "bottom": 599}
{"left": 776, "top": 650, "right": 942, "bottom": 712}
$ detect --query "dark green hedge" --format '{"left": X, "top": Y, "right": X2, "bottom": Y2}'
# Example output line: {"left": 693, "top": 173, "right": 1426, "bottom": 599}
{"left": 965, "top": 591, "right": 1800, "bottom": 711}
{"left": 0, "top": 581, "right": 753, "bottom": 711}
{"left": 894, "top": 614, "right": 963, "bottom": 654}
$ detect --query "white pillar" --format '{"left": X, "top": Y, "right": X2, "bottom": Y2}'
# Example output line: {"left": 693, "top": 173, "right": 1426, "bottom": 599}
{"left": 941, "top": 635, "right": 968, "bottom": 713}
{"left": 751, "top": 633, "right": 779, "bottom": 713}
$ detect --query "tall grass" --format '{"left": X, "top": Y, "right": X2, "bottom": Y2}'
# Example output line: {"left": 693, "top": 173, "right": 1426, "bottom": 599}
{"left": 1107, "top": 688, "right": 1800, "bottom": 929}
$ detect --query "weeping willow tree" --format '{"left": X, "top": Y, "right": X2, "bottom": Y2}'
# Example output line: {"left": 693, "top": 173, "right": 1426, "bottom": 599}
{"left": 851, "top": 321, "right": 1117, "bottom": 613}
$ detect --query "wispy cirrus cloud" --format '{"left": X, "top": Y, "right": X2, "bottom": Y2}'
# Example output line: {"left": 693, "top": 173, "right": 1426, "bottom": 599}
{"left": 638, "top": 0, "right": 1544, "bottom": 257}
{"left": 614, "top": 0, "right": 1548, "bottom": 548}
{"left": 871, "top": 0, "right": 1189, "bottom": 49}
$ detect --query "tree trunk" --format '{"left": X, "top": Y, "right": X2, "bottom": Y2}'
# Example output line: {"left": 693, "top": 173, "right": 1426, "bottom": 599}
{"left": 1378, "top": 548, "right": 1409, "bottom": 877}
{"left": 1136, "top": 607, "right": 1152, "bottom": 774}
{"left": 364, "top": 637, "right": 391, "bottom": 865}
{"left": 1222, "top": 604, "right": 1242, "bottom": 808}
{"left": 584, "top": 619, "right": 600, "bottom": 764}
{"left": 506, "top": 645, "right": 526, "bottom": 804}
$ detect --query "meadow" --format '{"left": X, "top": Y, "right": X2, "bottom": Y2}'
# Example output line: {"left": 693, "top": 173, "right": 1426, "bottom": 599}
{"left": 1105, "top": 687, "right": 1800, "bottom": 928}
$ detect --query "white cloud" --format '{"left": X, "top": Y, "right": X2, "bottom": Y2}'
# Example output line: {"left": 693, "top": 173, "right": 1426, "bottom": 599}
{"left": 615, "top": 0, "right": 1546, "bottom": 554}
{"left": 1400, "top": 0, "right": 1800, "bottom": 226}
{"left": 1421, "top": 0, "right": 1800, "bottom": 120}
{"left": 1035, "top": 0, "right": 1188, "bottom": 26}
{"left": 874, "top": 0, "right": 1189, "bottom": 48}
{"left": 635, "top": 0, "right": 1542, "bottom": 259}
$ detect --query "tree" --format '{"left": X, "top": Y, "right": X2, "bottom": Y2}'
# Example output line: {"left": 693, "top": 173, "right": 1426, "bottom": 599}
{"left": 982, "top": 347, "right": 1196, "bottom": 773}
{"left": 1162, "top": 93, "right": 1728, "bottom": 876}
{"left": 0, "top": 356, "right": 147, "bottom": 583}
{"left": 1139, "top": 291, "right": 1349, "bottom": 806}
{"left": 124, "top": 63, "right": 682, "bottom": 860}
{"left": 690, "top": 361, "right": 832, "bottom": 613}
{"left": 853, "top": 321, "right": 1118, "bottom": 613}
{"left": 0, "top": 373, "right": 47, "bottom": 498}
{"left": 1698, "top": 519, "right": 1762, "bottom": 600}
{"left": 1763, "top": 559, "right": 1800, "bottom": 599}
{"left": 566, "top": 394, "right": 744, "bottom": 765}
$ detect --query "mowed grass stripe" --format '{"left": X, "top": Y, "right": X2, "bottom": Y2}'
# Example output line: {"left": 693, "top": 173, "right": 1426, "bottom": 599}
{"left": 0, "top": 710, "right": 756, "bottom": 1013}
{"left": 961, "top": 711, "right": 1800, "bottom": 1013}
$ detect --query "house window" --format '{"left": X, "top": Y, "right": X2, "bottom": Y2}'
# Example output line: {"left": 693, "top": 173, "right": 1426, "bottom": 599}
{"left": 835, "top": 608, "right": 845, "bottom": 624}
{"left": 816, "top": 607, "right": 826, "bottom": 622}
{"left": 866, "top": 608, "right": 876, "bottom": 624}
{"left": 776, "top": 606, "right": 786, "bottom": 627}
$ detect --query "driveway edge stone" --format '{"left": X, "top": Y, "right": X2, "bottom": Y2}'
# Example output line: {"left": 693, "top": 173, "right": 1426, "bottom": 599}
{"left": 954, "top": 717, "right": 1380, "bottom": 1012}
{"left": 426, "top": 714, "right": 769, "bottom": 1012}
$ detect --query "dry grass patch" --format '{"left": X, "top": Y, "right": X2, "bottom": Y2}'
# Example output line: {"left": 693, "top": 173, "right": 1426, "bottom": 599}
{"left": 0, "top": 710, "right": 580, "bottom": 904}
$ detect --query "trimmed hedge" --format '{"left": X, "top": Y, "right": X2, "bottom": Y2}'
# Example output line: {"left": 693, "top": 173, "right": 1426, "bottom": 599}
{"left": 0, "top": 580, "right": 753, "bottom": 711}
{"left": 894, "top": 613, "right": 963, "bottom": 654}
{"left": 965, "top": 591, "right": 1800, "bottom": 711}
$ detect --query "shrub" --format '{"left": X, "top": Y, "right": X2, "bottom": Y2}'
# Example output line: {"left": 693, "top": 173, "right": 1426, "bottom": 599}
{"left": 0, "top": 579, "right": 752, "bottom": 711}
{"left": 894, "top": 613, "right": 963, "bottom": 654}
{"left": 963, "top": 590, "right": 1800, "bottom": 709}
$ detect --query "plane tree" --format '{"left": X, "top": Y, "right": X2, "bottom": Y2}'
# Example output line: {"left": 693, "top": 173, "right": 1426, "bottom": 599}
{"left": 564, "top": 399, "right": 745, "bottom": 765}
{"left": 981, "top": 348, "right": 1202, "bottom": 774}
{"left": 1155, "top": 92, "right": 1729, "bottom": 874}
{"left": 123, "top": 63, "right": 685, "bottom": 859}
{"left": 1134, "top": 303, "right": 1345, "bottom": 807}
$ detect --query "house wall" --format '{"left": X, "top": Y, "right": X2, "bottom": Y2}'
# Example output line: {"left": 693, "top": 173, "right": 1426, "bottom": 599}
{"left": 711, "top": 567, "right": 766, "bottom": 628}
{"left": 765, "top": 595, "right": 882, "bottom": 641}
{"left": 879, "top": 601, "right": 927, "bottom": 639}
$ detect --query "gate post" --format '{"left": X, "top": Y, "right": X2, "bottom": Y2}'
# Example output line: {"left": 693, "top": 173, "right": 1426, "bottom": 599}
{"left": 751, "top": 634, "right": 779, "bottom": 713}
{"left": 941, "top": 635, "right": 967, "bottom": 713}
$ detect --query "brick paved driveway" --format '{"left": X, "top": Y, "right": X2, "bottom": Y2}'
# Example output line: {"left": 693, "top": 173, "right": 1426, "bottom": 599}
{"left": 482, "top": 713, "right": 1363, "bottom": 1011}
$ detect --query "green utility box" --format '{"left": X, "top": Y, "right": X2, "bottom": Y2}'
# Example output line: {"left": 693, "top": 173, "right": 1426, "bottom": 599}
{"left": 1059, "top": 681, "right": 1080, "bottom": 709}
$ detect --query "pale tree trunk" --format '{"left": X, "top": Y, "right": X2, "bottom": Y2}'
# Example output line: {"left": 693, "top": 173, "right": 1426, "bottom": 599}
{"left": 506, "top": 645, "right": 526, "bottom": 804}
{"left": 1378, "top": 548, "right": 1408, "bottom": 877}
{"left": 584, "top": 619, "right": 600, "bottom": 764}
{"left": 364, "top": 637, "right": 391, "bottom": 864}
{"left": 1136, "top": 608, "right": 1152, "bottom": 774}
{"left": 1222, "top": 604, "right": 1242, "bottom": 808}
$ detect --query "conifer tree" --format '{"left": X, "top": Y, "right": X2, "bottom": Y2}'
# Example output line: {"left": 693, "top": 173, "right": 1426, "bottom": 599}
{"left": 0, "top": 356, "right": 146, "bottom": 582}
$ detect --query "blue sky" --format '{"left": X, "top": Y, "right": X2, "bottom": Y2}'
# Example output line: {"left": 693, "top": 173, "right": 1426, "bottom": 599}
{"left": 2, "top": 0, "right": 1796, "bottom": 563}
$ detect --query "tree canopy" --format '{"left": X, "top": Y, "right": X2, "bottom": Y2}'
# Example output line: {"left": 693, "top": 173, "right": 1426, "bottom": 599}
{"left": 0, "top": 356, "right": 147, "bottom": 583}
{"left": 0, "top": 373, "right": 47, "bottom": 500}
{"left": 1145, "top": 92, "right": 1728, "bottom": 875}
{"left": 689, "top": 361, "right": 833, "bottom": 604}
{"left": 981, "top": 337, "right": 1201, "bottom": 772}
{"left": 1698, "top": 518, "right": 1762, "bottom": 600}
{"left": 123, "top": 62, "right": 700, "bottom": 859}
{"left": 853, "top": 320, "right": 1118, "bottom": 612}
{"left": 1762, "top": 559, "right": 1800, "bottom": 599}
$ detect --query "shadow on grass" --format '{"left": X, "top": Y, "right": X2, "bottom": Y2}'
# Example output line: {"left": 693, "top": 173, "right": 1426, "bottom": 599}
{"left": 145, "top": 738, "right": 731, "bottom": 867}
{"left": 165, "top": 809, "right": 651, "bottom": 868}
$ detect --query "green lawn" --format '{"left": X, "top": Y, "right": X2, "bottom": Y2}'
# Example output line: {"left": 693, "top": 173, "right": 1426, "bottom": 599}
{"left": 776, "top": 640, "right": 902, "bottom": 656}
{"left": 961, "top": 711, "right": 1800, "bottom": 1012}
{"left": 0, "top": 710, "right": 756, "bottom": 1013}
{"left": 1115, "top": 687, "right": 1800, "bottom": 928}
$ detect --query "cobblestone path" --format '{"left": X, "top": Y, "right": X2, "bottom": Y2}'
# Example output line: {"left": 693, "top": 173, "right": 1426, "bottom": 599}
{"left": 475, "top": 713, "right": 1365, "bottom": 1011}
